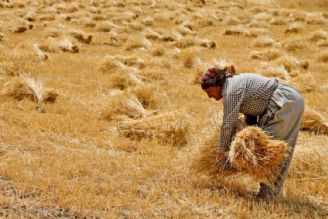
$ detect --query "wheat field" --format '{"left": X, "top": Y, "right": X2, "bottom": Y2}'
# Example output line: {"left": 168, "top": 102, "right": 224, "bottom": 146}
{"left": 0, "top": 0, "right": 328, "bottom": 218}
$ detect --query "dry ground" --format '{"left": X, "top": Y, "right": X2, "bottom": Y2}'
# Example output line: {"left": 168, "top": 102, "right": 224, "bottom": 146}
{"left": 0, "top": 0, "right": 328, "bottom": 218}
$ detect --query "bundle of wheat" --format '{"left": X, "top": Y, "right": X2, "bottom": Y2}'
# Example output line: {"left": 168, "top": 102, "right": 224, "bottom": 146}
{"left": 197, "top": 18, "right": 214, "bottom": 27}
{"left": 190, "top": 128, "right": 239, "bottom": 178}
{"left": 198, "top": 39, "right": 216, "bottom": 49}
{"left": 10, "top": 21, "right": 32, "bottom": 33}
{"left": 291, "top": 73, "right": 316, "bottom": 93}
{"left": 282, "top": 39, "right": 308, "bottom": 53}
{"left": 114, "top": 55, "right": 145, "bottom": 69}
{"left": 228, "top": 126, "right": 287, "bottom": 183}
{"left": 58, "top": 39, "right": 79, "bottom": 53}
{"left": 32, "top": 43, "right": 48, "bottom": 61}
{"left": 96, "top": 21, "right": 117, "bottom": 32}
{"left": 108, "top": 66, "right": 142, "bottom": 90}
{"left": 1, "top": 75, "right": 57, "bottom": 103}
{"left": 80, "top": 17, "right": 96, "bottom": 28}
{"left": 98, "top": 56, "right": 124, "bottom": 74}
{"left": 225, "top": 16, "right": 241, "bottom": 25}
{"left": 284, "top": 23, "right": 304, "bottom": 34}
{"left": 306, "top": 13, "right": 327, "bottom": 25}
{"left": 130, "top": 84, "right": 161, "bottom": 110}
{"left": 273, "top": 56, "right": 309, "bottom": 73}
{"left": 191, "top": 64, "right": 207, "bottom": 84}
{"left": 118, "top": 111, "right": 189, "bottom": 146}
{"left": 301, "top": 108, "right": 328, "bottom": 135}
{"left": 174, "top": 36, "right": 195, "bottom": 49}
{"left": 223, "top": 27, "right": 257, "bottom": 38}
{"left": 139, "top": 66, "right": 164, "bottom": 82}
{"left": 248, "top": 20, "right": 268, "bottom": 28}
{"left": 176, "top": 25, "right": 194, "bottom": 36}
{"left": 69, "top": 31, "right": 92, "bottom": 44}
{"left": 144, "top": 28, "right": 162, "bottom": 40}
{"left": 250, "top": 49, "right": 281, "bottom": 61}
{"left": 260, "top": 63, "right": 289, "bottom": 80}
{"left": 213, "top": 59, "right": 237, "bottom": 74}
{"left": 0, "top": 61, "right": 24, "bottom": 76}
{"left": 124, "top": 35, "right": 151, "bottom": 51}
{"left": 309, "top": 30, "right": 328, "bottom": 42}
{"left": 142, "top": 16, "right": 154, "bottom": 26}
{"left": 253, "top": 12, "right": 272, "bottom": 22}
{"left": 128, "top": 22, "right": 145, "bottom": 32}
{"left": 150, "top": 45, "right": 165, "bottom": 56}
{"left": 251, "top": 36, "right": 275, "bottom": 48}
{"left": 180, "top": 49, "right": 200, "bottom": 69}
{"left": 101, "top": 93, "right": 150, "bottom": 121}
{"left": 269, "top": 17, "right": 287, "bottom": 25}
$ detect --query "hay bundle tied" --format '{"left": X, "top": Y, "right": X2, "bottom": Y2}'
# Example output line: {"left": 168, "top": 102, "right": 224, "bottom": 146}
{"left": 250, "top": 49, "right": 281, "bottom": 61}
{"left": 1, "top": 75, "right": 58, "bottom": 103}
{"left": 108, "top": 67, "right": 142, "bottom": 90}
{"left": 190, "top": 128, "right": 239, "bottom": 178}
{"left": 118, "top": 111, "right": 189, "bottom": 146}
{"left": 301, "top": 108, "right": 328, "bottom": 135}
{"left": 58, "top": 39, "right": 79, "bottom": 53}
{"left": 102, "top": 93, "right": 151, "bottom": 121}
{"left": 228, "top": 126, "right": 287, "bottom": 183}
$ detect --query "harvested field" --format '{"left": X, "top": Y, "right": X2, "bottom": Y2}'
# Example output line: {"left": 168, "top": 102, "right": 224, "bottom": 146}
{"left": 0, "top": 0, "right": 328, "bottom": 218}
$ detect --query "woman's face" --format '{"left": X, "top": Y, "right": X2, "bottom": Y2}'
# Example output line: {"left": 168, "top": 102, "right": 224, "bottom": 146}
{"left": 203, "top": 86, "right": 222, "bottom": 101}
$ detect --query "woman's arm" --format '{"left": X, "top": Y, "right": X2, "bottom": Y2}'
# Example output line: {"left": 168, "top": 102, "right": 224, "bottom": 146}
{"left": 219, "top": 89, "right": 245, "bottom": 153}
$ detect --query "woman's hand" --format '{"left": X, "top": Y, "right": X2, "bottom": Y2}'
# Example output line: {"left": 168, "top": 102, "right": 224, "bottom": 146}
{"left": 215, "top": 152, "right": 232, "bottom": 170}
{"left": 216, "top": 153, "right": 226, "bottom": 163}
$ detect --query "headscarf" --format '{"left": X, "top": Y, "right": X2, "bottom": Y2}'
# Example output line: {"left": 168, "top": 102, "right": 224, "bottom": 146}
{"left": 199, "top": 67, "right": 234, "bottom": 89}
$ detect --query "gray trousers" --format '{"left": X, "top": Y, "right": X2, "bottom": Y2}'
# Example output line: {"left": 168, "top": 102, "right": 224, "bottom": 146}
{"left": 258, "top": 83, "right": 304, "bottom": 193}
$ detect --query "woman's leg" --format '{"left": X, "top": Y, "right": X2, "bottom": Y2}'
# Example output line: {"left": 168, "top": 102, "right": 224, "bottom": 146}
{"left": 258, "top": 85, "right": 304, "bottom": 197}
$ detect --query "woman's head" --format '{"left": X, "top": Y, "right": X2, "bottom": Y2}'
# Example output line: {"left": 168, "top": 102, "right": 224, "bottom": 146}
{"left": 199, "top": 67, "right": 232, "bottom": 88}
{"left": 199, "top": 67, "right": 234, "bottom": 101}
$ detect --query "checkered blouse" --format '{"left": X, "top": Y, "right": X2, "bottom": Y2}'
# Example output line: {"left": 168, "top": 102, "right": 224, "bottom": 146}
{"left": 219, "top": 73, "right": 279, "bottom": 153}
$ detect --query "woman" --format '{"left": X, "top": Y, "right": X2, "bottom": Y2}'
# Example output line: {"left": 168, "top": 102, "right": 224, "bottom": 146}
{"left": 200, "top": 67, "right": 304, "bottom": 198}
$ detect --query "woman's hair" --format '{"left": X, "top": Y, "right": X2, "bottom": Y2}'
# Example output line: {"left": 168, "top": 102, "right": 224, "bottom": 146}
{"left": 199, "top": 67, "right": 234, "bottom": 89}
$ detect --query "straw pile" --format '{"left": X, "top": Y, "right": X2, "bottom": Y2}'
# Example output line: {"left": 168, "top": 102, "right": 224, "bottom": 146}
{"left": 190, "top": 128, "right": 239, "bottom": 178}
{"left": 98, "top": 55, "right": 124, "bottom": 74}
{"left": 214, "top": 59, "right": 237, "bottom": 74}
{"left": 260, "top": 64, "right": 289, "bottom": 80}
{"left": 118, "top": 111, "right": 189, "bottom": 146}
{"left": 284, "top": 23, "right": 304, "bottom": 34}
{"left": 291, "top": 73, "right": 316, "bottom": 93}
{"left": 309, "top": 30, "right": 328, "bottom": 42}
{"left": 301, "top": 108, "right": 328, "bottom": 135}
{"left": 58, "top": 39, "right": 79, "bottom": 53}
{"left": 124, "top": 35, "right": 152, "bottom": 51}
{"left": 69, "top": 31, "right": 92, "bottom": 44}
{"left": 250, "top": 49, "right": 281, "bottom": 61}
{"left": 101, "top": 93, "right": 151, "bottom": 121}
{"left": 223, "top": 26, "right": 257, "bottom": 38}
{"left": 108, "top": 67, "right": 142, "bottom": 90}
{"left": 228, "top": 126, "right": 287, "bottom": 183}
{"left": 251, "top": 35, "right": 275, "bottom": 48}
{"left": 1, "top": 75, "right": 58, "bottom": 103}
{"left": 32, "top": 43, "right": 48, "bottom": 61}
{"left": 131, "top": 84, "right": 161, "bottom": 110}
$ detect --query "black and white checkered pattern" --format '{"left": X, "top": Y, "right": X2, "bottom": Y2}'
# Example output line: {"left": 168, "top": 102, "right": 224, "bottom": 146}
{"left": 219, "top": 73, "right": 278, "bottom": 153}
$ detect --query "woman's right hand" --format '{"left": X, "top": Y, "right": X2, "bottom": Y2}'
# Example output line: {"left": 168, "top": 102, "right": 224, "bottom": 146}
{"left": 216, "top": 153, "right": 232, "bottom": 171}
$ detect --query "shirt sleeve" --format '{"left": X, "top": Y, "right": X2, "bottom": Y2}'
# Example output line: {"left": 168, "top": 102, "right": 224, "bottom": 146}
{"left": 218, "top": 86, "right": 245, "bottom": 153}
